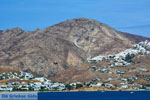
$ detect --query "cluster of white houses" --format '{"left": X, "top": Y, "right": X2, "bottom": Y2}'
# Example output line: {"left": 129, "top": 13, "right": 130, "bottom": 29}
{"left": 86, "top": 40, "right": 150, "bottom": 90}
{"left": 0, "top": 72, "right": 66, "bottom": 91}
{"left": 88, "top": 40, "right": 150, "bottom": 67}
{"left": 0, "top": 71, "right": 150, "bottom": 91}
{"left": 0, "top": 71, "right": 86, "bottom": 91}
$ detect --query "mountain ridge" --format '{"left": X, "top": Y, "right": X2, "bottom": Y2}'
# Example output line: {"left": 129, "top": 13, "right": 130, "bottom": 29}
{"left": 0, "top": 18, "right": 149, "bottom": 81}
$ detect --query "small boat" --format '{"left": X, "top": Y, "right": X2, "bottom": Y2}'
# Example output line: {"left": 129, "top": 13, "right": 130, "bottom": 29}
{"left": 130, "top": 91, "right": 134, "bottom": 94}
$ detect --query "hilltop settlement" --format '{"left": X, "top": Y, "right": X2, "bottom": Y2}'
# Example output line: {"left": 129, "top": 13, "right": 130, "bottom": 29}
{"left": 0, "top": 40, "right": 150, "bottom": 91}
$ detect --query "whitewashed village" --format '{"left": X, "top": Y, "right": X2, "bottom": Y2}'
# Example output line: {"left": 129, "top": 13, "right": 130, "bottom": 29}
{"left": 88, "top": 40, "right": 150, "bottom": 65}
{"left": 0, "top": 40, "right": 150, "bottom": 91}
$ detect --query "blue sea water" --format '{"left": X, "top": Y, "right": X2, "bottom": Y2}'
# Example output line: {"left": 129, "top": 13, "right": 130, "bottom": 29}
{"left": 38, "top": 91, "right": 150, "bottom": 100}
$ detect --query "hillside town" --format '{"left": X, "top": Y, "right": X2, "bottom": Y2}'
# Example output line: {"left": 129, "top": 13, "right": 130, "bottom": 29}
{"left": 0, "top": 40, "right": 150, "bottom": 91}
{"left": 0, "top": 71, "right": 68, "bottom": 91}
{"left": 88, "top": 40, "right": 150, "bottom": 66}
{"left": 86, "top": 40, "right": 150, "bottom": 90}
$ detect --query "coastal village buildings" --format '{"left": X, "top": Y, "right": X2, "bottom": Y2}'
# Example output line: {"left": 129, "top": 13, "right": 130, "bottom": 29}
{"left": 0, "top": 40, "right": 150, "bottom": 91}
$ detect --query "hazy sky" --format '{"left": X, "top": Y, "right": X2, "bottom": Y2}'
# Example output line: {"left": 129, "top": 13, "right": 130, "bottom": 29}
{"left": 0, "top": 0, "right": 150, "bottom": 37}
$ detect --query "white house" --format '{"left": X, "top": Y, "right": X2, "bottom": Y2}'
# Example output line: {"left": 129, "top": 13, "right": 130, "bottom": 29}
{"left": 0, "top": 85, "right": 13, "bottom": 91}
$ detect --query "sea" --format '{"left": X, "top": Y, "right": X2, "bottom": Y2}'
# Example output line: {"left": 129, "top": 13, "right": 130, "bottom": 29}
{"left": 38, "top": 91, "right": 150, "bottom": 100}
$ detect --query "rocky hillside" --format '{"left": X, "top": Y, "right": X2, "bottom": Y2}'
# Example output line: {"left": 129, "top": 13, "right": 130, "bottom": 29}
{"left": 0, "top": 18, "right": 149, "bottom": 79}
{"left": 52, "top": 41, "right": 150, "bottom": 85}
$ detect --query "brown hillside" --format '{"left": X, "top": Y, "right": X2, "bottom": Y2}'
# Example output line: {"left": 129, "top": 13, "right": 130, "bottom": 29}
{"left": 0, "top": 18, "right": 149, "bottom": 81}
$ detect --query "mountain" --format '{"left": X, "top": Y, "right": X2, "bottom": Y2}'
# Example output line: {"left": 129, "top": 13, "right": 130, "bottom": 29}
{"left": 44, "top": 18, "right": 150, "bottom": 56}
{"left": 0, "top": 27, "right": 86, "bottom": 77}
{"left": 0, "top": 18, "right": 149, "bottom": 81}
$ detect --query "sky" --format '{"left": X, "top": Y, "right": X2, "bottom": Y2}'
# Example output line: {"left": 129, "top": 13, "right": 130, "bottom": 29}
{"left": 0, "top": 0, "right": 150, "bottom": 37}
